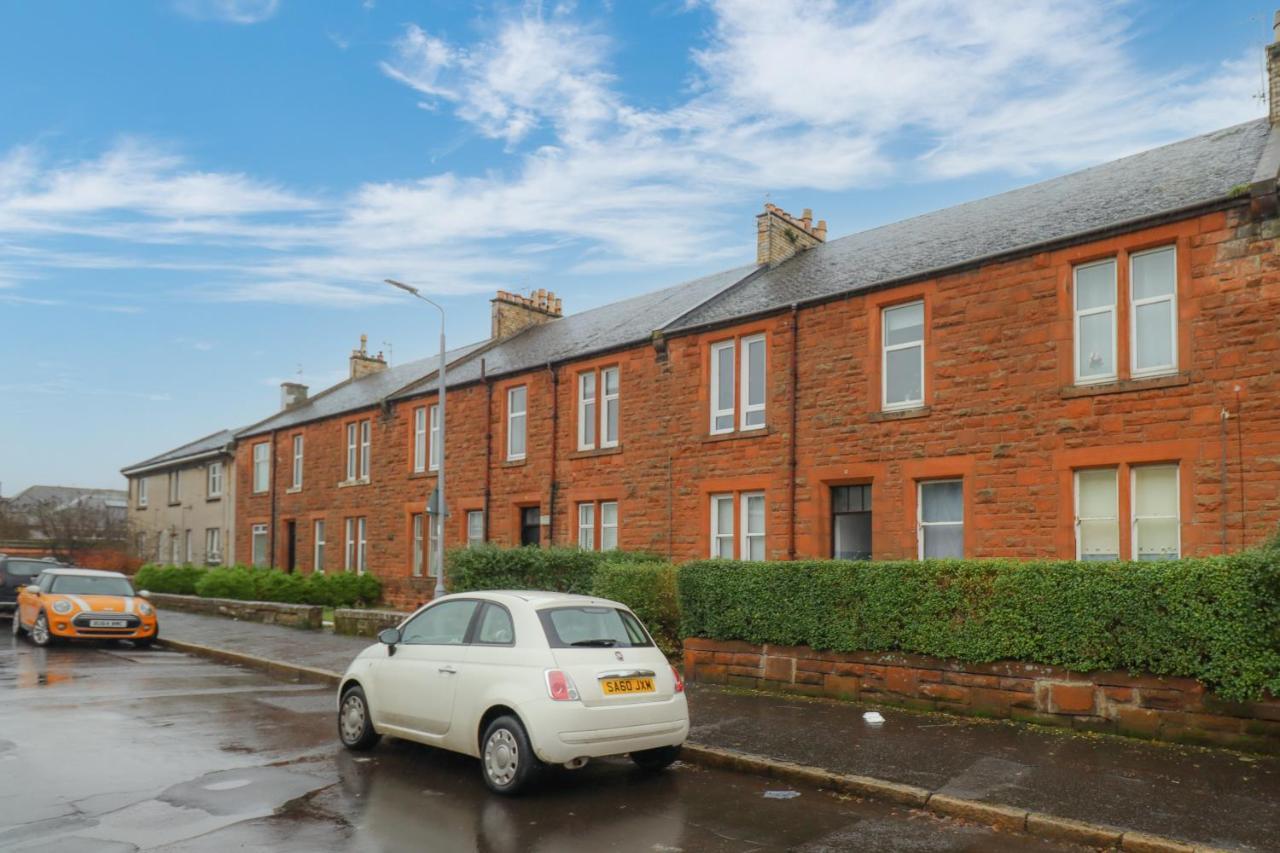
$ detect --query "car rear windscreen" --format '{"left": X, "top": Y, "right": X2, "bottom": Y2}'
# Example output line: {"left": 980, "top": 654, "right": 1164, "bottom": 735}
{"left": 537, "top": 606, "right": 653, "bottom": 648}
{"left": 4, "top": 560, "right": 51, "bottom": 577}
{"left": 49, "top": 576, "right": 135, "bottom": 596}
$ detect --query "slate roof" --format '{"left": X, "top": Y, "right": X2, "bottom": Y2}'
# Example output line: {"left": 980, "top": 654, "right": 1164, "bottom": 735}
{"left": 236, "top": 340, "right": 490, "bottom": 438}
{"left": 667, "top": 118, "right": 1276, "bottom": 331}
{"left": 120, "top": 428, "right": 238, "bottom": 475}
{"left": 7, "top": 485, "right": 128, "bottom": 510}
{"left": 390, "top": 263, "right": 754, "bottom": 397}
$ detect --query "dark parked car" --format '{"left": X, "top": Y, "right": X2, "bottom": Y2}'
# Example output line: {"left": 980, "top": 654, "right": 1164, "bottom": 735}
{"left": 0, "top": 554, "right": 63, "bottom": 615}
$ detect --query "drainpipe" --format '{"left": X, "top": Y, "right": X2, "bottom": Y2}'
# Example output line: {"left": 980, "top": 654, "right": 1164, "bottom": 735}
{"left": 269, "top": 429, "right": 278, "bottom": 569}
{"left": 548, "top": 362, "right": 559, "bottom": 547}
{"left": 482, "top": 359, "right": 492, "bottom": 542}
{"left": 787, "top": 304, "right": 799, "bottom": 560}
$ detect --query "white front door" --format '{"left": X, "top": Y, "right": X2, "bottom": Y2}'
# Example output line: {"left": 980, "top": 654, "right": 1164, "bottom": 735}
{"left": 371, "top": 599, "right": 478, "bottom": 737}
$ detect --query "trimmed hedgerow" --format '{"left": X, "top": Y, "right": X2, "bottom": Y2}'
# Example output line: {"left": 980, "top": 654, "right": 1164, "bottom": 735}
{"left": 446, "top": 545, "right": 661, "bottom": 595}
{"left": 133, "top": 564, "right": 208, "bottom": 595}
{"left": 136, "top": 564, "right": 381, "bottom": 607}
{"left": 591, "top": 561, "right": 680, "bottom": 657}
{"left": 678, "top": 553, "right": 1280, "bottom": 702}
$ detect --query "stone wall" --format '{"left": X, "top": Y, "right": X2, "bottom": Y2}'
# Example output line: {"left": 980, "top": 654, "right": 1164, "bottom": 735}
{"left": 684, "top": 638, "right": 1280, "bottom": 754}
{"left": 333, "top": 608, "right": 407, "bottom": 637}
{"left": 150, "top": 592, "right": 322, "bottom": 629}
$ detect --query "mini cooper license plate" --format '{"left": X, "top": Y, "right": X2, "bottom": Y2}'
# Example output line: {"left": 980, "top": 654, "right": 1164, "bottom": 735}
{"left": 601, "top": 677, "right": 655, "bottom": 695}
{"left": 89, "top": 619, "right": 127, "bottom": 628}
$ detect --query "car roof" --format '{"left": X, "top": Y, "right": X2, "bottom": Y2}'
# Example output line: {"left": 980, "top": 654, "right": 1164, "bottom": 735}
{"left": 41, "top": 568, "right": 127, "bottom": 579}
{"left": 455, "top": 590, "right": 623, "bottom": 608}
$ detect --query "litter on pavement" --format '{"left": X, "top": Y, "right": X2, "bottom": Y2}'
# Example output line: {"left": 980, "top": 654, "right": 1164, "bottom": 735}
{"left": 863, "top": 711, "right": 885, "bottom": 724}
{"left": 763, "top": 790, "right": 802, "bottom": 799}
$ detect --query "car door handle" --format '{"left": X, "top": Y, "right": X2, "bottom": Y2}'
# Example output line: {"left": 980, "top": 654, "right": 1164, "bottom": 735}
{"left": 438, "top": 665, "right": 457, "bottom": 675}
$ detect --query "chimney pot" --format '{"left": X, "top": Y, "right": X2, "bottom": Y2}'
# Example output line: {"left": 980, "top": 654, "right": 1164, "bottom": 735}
{"left": 349, "top": 334, "right": 387, "bottom": 379}
{"left": 280, "top": 382, "right": 309, "bottom": 410}
{"left": 756, "top": 204, "right": 827, "bottom": 267}
{"left": 491, "top": 288, "right": 564, "bottom": 340}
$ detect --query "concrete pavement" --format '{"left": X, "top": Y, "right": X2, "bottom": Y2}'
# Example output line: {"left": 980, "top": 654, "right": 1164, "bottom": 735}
{"left": 0, "top": 637, "right": 1085, "bottom": 851}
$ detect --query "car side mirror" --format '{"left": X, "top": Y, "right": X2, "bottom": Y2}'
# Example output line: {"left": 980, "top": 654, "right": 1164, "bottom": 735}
{"left": 25, "top": 584, "right": 40, "bottom": 595}
{"left": 138, "top": 590, "right": 151, "bottom": 599}
{"left": 378, "top": 628, "right": 401, "bottom": 656}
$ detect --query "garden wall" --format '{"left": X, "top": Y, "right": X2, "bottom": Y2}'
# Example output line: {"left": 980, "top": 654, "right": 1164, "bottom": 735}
{"left": 150, "top": 593, "right": 322, "bottom": 629}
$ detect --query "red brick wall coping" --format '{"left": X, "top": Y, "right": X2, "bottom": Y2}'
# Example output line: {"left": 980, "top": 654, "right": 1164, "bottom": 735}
{"left": 683, "top": 638, "right": 1280, "bottom": 754}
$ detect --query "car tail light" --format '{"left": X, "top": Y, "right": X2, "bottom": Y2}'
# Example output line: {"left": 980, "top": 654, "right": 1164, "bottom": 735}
{"left": 671, "top": 665, "right": 685, "bottom": 693}
{"left": 544, "top": 669, "right": 580, "bottom": 702}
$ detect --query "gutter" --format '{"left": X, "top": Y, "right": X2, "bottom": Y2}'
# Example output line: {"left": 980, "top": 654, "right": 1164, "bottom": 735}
{"left": 120, "top": 445, "right": 232, "bottom": 478}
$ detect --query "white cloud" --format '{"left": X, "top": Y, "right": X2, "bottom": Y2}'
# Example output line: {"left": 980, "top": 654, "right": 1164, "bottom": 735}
{"left": 172, "top": 0, "right": 280, "bottom": 24}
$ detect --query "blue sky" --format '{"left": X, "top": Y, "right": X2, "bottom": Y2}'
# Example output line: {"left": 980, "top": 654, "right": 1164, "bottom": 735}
{"left": 0, "top": 0, "right": 1271, "bottom": 495}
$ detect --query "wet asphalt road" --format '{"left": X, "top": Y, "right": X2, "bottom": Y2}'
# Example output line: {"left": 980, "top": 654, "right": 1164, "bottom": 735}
{"left": 0, "top": 636, "right": 1088, "bottom": 852}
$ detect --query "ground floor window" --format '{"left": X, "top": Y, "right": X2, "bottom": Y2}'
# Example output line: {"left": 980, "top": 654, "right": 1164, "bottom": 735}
{"left": 918, "top": 480, "right": 963, "bottom": 559}
{"left": 345, "top": 517, "right": 367, "bottom": 573}
{"left": 313, "top": 520, "right": 325, "bottom": 573}
{"left": 467, "top": 510, "right": 485, "bottom": 547}
{"left": 520, "top": 506, "right": 541, "bottom": 547}
{"left": 577, "top": 502, "right": 594, "bottom": 550}
{"left": 251, "top": 523, "right": 268, "bottom": 567}
{"left": 831, "top": 485, "right": 872, "bottom": 560}
{"left": 1133, "top": 464, "right": 1179, "bottom": 561}
{"left": 412, "top": 514, "right": 425, "bottom": 577}
{"left": 1075, "top": 468, "right": 1118, "bottom": 561}
{"left": 576, "top": 500, "right": 619, "bottom": 551}
{"left": 710, "top": 494, "right": 734, "bottom": 558}
{"left": 709, "top": 491, "right": 765, "bottom": 560}
{"left": 205, "top": 527, "right": 221, "bottom": 565}
{"left": 412, "top": 513, "right": 440, "bottom": 577}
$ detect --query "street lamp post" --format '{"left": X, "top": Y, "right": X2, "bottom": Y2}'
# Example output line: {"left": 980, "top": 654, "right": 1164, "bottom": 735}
{"left": 385, "top": 279, "right": 447, "bottom": 599}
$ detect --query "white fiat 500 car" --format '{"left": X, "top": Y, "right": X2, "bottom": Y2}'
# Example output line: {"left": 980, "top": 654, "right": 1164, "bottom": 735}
{"left": 336, "top": 591, "right": 689, "bottom": 794}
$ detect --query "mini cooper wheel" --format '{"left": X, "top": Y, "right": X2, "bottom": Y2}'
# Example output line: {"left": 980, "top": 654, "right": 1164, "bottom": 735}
{"left": 338, "top": 686, "right": 380, "bottom": 751}
{"left": 29, "top": 612, "right": 52, "bottom": 647}
{"left": 630, "top": 745, "right": 682, "bottom": 772}
{"left": 481, "top": 715, "right": 541, "bottom": 795}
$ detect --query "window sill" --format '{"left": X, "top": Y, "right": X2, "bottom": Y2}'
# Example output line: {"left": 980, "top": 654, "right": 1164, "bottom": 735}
{"left": 502, "top": 458, "right": 527, "bottom": 468}
{"left": 338, "top": 478, "right": 371, "bottom": 489}
{"left": 569, "top": 445, "right": 623, "bottom": 460}
{"left": 285, "top": 486, "right": 302, "bottom": 495}
{"left": 408, "top": 470, "right": 437, "bottom": 480}
{"left": 205, "top": 495, "right": 222, "bottom": 503}
{"left": 870, "top": 406, "right": 931, "bottom": 423}
{"left": 167, "top": 501, "right": 182, "bottom": 508}
{"left": 702, "top": 427, "right": 771, "bottom": 444}
{"left": 1060, "top": 372, "right": 1189, "bottom": 398}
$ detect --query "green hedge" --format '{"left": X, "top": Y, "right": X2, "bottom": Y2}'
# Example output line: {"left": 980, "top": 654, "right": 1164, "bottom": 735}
{"left": 136, "top": 564, "right": 380, "bottom": 608}
{"left": 446, "top": 545, "right": 660, "bottom": 595}
{"left": 679, "top": 553, "right": 1280, "bottom": 702}
{"left": 591, "top": 561, "right": 681, "bottom": 657}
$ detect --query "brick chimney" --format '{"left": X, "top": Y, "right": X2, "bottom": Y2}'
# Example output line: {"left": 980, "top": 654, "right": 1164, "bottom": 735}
{"left": 491, "top": 288, "right": 563, "bottom": 340}
{"left": 756, "top": 204, "right": 826, "bottom": 267}
{"left": 1269, "top": 11, "right": 1280, "bottom": 126}
{"left": 349, "top": 334, "right": 387, "bottom": 380}
{"left": 280, "top": 382, "right": 309, "bottom": 410}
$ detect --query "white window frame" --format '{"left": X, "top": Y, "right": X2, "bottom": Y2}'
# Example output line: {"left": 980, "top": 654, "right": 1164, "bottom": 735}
{"left": 739, "top": 334, "right": 766, "bottom": 431}
{"left": 577, "top": 371, "right": 598, "bottom": 451}
{"left": 429, "top": 404, "right": 440, "bottom": 472}
{"left": 427, "top": 514, "right": 440, "bottom": 578}
{"left": 251, "top": 523, "right": 268, "bottom": 568}
{"left": 205, "top": 527, "right": 221, "bottom": 565}
{"left": 168, "top": 470, "right": 180, "bottom": 505}
{"left": 578, "top": 502, "right": 595, "bottom": 550}
{"left": 291, "top": 434, "right": 304, "bottom": 490}
{"left": 1131, "top": 464, "right": 1181, "bottom": 561}
{"left": 344, "top": 518, "right": 355, "bottom": 571}
{"left": 467, "top": 510, "right": 485, "bottom": 547}
{"left": 356, "top": 517, "right": 367, "bottom": 574}
{"left": 412, "top": 513, "right": 425, "bottom": 577}
{"left": 1074, "top": 468, "right": 1119, "bottom": 561}
{"left": 1073, "top": 258, "right": 1117, "bottom": 385}
{"left": 207, "top": 462, "right": 223, "bottom": 498}
{"left": 346, "top": 424, "right": 358, "bottom": 481}
{"left": 184, "top": 529, "right": 192, "bottom": 564}
{"left": 313, "top": 519, "right": 326, "bottom": 573}
{"left": 917, "top": 479, "right": 964, "bottom": 559}
{"left": 740, "top": 491, "right": 765, "bottom": 561}
{"left": 413, "top": 406, "right": 427, "bottom": 473}
{"left": 137, "top": 478, "right": 148, "bottom": 507}
{"left": 359, "top": 420, "right": 371, "bottom": 480}
{"left": 252, "top": 442, "right": 270, "bottom": 493}
{"left": 600, "top": 500, "right": 619, "bottom": 551}
{"left": 709, "top": 340, "right": 736, "bottom": 435}
{"left": 507, "top": 386, "right": 527, "bottom": 460}
{"left": 1129, "top": 246, "right": 1178, "bottom": 378}
{"left": 710, "top": 493, "right": 734, "bottom": 558}
{"left": 882, "top": 300, "right": 925, "bottom": 411}
{"left": 601, "top": 366, "right": 620, "bottom": 448}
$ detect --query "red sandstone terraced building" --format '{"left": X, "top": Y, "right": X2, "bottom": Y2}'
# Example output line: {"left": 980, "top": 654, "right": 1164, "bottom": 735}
{"left": 232, "top": 96, "right": 1280, "bottom": 610}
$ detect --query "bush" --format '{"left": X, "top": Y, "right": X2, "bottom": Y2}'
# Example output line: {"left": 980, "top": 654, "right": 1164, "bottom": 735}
{"left": 678, "top": 554, "right": 1280, "bottom": 702}
{"left": 447, "top": 545, "right": 660, "bottom": 595}
{"left": 184, "top": 565, "right": 381, "bottom": 607}
{"left": 194, "top": 566, "right": 257, "bottom": 600}
{"left": 134, "top": 564, "right": 208, "bottom": 595}
{"left": 591, "top": 561, "right": 681, "bottom": 657}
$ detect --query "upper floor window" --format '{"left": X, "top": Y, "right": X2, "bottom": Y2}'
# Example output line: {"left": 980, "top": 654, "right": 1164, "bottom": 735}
{"left": 291, "top": 435, "right": 304, "bottom": 489}
{"left": 360, "top": 420, "right": 371, "bottom": 479}
{"left": 883, "top": 301, "right": 924, "bottom": 410}
{"left": 710, "top": 334, "right": 766, "bottom": 435}
{"left": 577, "top": 366, "right": 620, "bottom": 451}
{"left": 507, "top": 386, "right": 527, "bottom": 460}
{"left": 345, "top": 420, "right": 371, "bottom": 482}
{"left": 429, "top": 404, "right": 440, "bottom": 471}
{"left": 1074, "top": 259, "right": 1116, "bottom": 384}
{"left": 167, "top": 470, "right": 181, "bottom": 505}
{"left": 1074, "top": 468, "right": 1118, "bottom": 561}
{"left": 252, "top": 442, "right": 270, "bottom": 493}
{"left": 207, "top": 461, "right": 223, "bottom": 498}
{"left": 918, "top": 479, "right": 963, "bottom": 559}
{"left": 413, "top": 406, "right": 428, "bottom": 473}
{"left": 137, "top": 478, "right": 148, "bottom": 508}
{"left": 1130, "top": 246, "right": 1177, "bottom": 377}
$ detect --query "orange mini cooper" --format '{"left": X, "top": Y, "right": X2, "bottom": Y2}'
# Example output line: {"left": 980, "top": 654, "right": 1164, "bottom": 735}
{"left": 12, "top": 568, "right": 158, "bottom": 648}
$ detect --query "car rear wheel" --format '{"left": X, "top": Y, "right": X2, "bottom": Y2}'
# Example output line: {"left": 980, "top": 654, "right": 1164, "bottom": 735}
{"left": 481, "top": 715, "right": 541, "bottom": 795}
{"left": 338, "top": 686, "right": 380, "bottom": 751}
{"left": 30, "top": 612, "right": 52, "bottom": 647}
{"left": 630, "top": 745, "right": 681, "bottom": 772}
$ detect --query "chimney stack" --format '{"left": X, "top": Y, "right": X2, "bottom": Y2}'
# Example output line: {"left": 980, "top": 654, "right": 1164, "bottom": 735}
{"left": 490, "top": 289, "right": 563, "bottom": 340}
{"left": 280, "top": 382, "right": 309, "bottom": 410}
{"left": 756, "top": 203, "right": 827, "bottom": 267}
{"left": 349, "top": 333, "right": 387, "bottom": 380}
{"left": 1269, "top": 11, "right": 1280, "bottom": 126}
